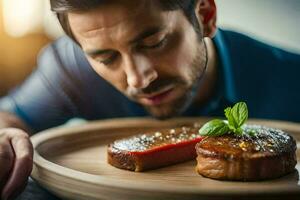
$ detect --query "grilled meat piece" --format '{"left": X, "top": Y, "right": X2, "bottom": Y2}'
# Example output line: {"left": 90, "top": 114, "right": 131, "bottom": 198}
{"left": 196, "top": 125, "right": 297, "bottom": 181}
{"left": 108, "top": 125, "right": 203, "bottom": 171}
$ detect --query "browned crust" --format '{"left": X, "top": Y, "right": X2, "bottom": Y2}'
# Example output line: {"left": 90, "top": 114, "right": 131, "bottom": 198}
{"left": 196, "top": 135, "right": 297, "bottom": 160}
{"left": 107, "top": 145, "right": 136, "bottom": 171}
{"left": 195, "top": 151, "right": 297, "bottom": 181}
{"left": 107, "top": 142, "right": 197, "bottom": 172}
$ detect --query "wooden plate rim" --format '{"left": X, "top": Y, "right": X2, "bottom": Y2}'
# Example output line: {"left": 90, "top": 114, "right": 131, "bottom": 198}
{"left": 31, "top": 117, "right": 300, "bottom": 195}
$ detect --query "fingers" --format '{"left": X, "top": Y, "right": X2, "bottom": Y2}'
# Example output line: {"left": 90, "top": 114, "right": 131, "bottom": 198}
{"left": 0, "top": 129, "right": 33, "bottom": 200}
{"left": 2, "top": 179, "right": 28, "bottom": 200}
{"left": 0, "top": 135, "right": 14, "bottom": 191}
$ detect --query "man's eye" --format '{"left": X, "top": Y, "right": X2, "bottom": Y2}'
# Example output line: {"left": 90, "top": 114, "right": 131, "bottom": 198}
{"left": 139, "top": 37, "right": 167, "bottom": 50}
{"left": 98, "top": 53, "right": 118, "bottom": 65}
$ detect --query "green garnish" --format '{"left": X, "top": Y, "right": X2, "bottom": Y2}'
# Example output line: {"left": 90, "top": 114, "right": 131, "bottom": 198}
{"left": 199, "top": 102, "right": 249, "bottom": 136}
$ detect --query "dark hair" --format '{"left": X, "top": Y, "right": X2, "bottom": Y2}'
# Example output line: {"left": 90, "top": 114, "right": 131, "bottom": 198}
{"left": 50, "top": 0, "right": 200, "bottom": 41}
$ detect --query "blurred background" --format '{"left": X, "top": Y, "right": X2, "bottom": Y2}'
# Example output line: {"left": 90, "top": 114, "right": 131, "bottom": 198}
{"left": 0, "top": 0, "right": 300, "bottom": 96}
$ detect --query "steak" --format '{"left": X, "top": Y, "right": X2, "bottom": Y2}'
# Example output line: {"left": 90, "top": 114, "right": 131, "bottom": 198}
{"left": 196, "top": 125, "right": 297, "bottom": 181}
{"left": 108, "top": 124, "right": 203, "bottom": 171}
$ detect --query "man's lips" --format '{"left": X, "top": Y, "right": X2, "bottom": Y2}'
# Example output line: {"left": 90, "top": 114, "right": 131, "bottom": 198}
{"left": 139, "top": 87, "right": 175, "bottom": 106}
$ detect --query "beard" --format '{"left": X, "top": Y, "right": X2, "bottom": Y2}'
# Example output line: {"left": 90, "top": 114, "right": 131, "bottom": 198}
{"left": 126, "top": 41, "right": 208, "bottom": 119}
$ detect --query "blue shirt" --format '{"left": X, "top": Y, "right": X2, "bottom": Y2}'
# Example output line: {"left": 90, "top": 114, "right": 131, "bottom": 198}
{"left": 0, "top": 29, "right": 299, "bottom": 132}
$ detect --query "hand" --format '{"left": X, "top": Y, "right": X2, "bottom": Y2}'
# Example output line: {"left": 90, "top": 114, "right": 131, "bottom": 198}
{"left": 0, "top": 128, "right": 33, "bottom": 200}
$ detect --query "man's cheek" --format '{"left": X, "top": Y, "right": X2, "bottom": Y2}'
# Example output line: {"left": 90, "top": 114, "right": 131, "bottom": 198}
{"left": 86, "top": 58, "right": 105, "bottom": 77}
{"left": 88, "top": 61, "right": 127, "bottom": 92}
{"left": 165, "top": 44, "right": 192, "bottom": 69}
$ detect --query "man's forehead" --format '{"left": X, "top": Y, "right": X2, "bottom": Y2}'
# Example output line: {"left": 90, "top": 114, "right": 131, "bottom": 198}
{"left": 68, "top": 0, "right": 163, "bottom": 36}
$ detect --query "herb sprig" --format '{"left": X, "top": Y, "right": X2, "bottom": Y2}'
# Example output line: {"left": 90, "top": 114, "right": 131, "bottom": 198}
{"left": 199, "top": 102, "right": 249, "bottom": 136}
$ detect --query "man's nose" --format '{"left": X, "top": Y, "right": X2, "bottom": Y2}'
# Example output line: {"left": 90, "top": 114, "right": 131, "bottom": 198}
{"left": 123, "top": 54, "right": 158, "bottom": 89}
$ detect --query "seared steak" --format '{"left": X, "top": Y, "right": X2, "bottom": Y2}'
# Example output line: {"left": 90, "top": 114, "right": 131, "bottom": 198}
{"left": 108, "top": 125, "right": 203, "bottom": 171}
{"left": 196, "top": 125, "right": 297, "bottom": 181}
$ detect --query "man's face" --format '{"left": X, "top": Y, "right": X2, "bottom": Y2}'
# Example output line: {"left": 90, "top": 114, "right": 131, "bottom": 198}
{"left": 69, "top": 0, "right": 207, "bottom": 119}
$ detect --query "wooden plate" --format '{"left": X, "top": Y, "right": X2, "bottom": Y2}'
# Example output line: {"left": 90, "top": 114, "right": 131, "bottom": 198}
{"left": 30, "top": 117, "right": 300, "bottom": 200}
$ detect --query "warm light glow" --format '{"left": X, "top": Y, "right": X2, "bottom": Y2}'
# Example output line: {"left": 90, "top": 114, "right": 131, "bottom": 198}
{"left": 3, "top": 0, "right": 44, "bottom": 37}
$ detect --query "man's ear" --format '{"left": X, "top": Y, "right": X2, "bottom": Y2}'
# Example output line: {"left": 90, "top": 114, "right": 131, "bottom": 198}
{"left": 194, "top": 0, "right": 217, "bottom": 38}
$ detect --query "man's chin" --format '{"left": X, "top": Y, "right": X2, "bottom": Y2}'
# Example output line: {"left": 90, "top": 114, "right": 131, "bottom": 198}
{"left": 146, "top": 109, "right": 176, "bottom": 120}
{"left": 143, "top": 104, "right": 184, "bottom": 120}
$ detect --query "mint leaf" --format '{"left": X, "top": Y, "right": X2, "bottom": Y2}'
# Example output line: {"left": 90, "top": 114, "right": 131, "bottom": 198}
{"left": 228, "top": 124, "right": 237, "bottom": 133}
{"left": 224, "top": 107, "right": 238, "bottom": 128}
{"left": 199, "top": 119, "right": 229, "bottom": 136}
{"left": 199, "top": 102, "right": 250, "bottom": 137}
{"left": 235, "top": 127, "right": 243, "bottom": 135}
{"left": 231, "top": 102, "right": 248, "bottom": 127}
{"left": 224, "top": 107, "right": 231, "bottom": 122}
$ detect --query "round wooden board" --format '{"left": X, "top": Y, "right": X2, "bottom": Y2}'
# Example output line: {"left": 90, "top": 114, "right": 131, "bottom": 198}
{"left": 30, "top": 117, "right": 300, "bottom": 200}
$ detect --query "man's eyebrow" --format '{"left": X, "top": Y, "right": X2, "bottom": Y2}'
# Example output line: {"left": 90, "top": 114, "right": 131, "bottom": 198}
{"left": 84, "top": 26, "right": 166, "bottom": 56}
{"left": 84, "top": 49, "right": 114, "bottom": 57}
{"left": 129, "top": 26, "right": 166, "bottom": 44}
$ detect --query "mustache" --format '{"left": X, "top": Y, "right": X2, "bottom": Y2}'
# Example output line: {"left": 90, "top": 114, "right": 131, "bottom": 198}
{"left": 127, "top": 77, "right": 184, "bottom": 97}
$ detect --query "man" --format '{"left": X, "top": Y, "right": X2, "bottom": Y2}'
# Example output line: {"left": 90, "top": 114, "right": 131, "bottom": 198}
{"left": 0, "top": 0, "right": 299, "bottom": 199}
